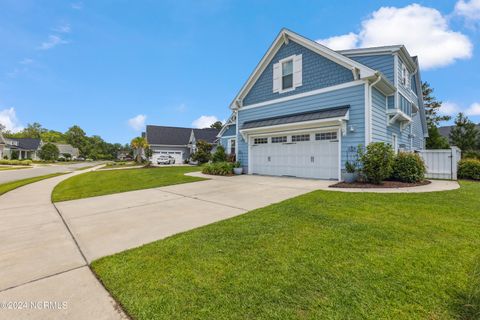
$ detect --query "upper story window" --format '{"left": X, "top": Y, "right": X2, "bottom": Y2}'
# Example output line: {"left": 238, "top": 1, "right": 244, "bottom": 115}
{"left": 281, "top": 60, "right": 293, "bottom": 90}
{"left": 401, "top": 63, "right": 409, "bottom": 87}
{"left": 273, "top": 54, "right": 302, "bottom": 94}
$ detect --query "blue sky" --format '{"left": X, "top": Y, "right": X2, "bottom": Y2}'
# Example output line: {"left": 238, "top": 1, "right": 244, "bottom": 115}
{"left": 0, "top": 0, "right": 479, "bottom": 143}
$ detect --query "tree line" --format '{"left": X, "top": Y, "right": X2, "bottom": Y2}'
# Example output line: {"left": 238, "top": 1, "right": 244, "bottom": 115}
{"left": 1, "top": 123, "right": 131, "bottom": 160}
{"left": 423, "top": 82, "right": 479, "bottom": 157}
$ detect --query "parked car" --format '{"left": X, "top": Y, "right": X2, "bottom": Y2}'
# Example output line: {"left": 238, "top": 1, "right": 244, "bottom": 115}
{"left": 157, "top": 155, "right": 175, "bottom": 165}
{"left": 76, "top": 157, "right": 85, "bottom": 161}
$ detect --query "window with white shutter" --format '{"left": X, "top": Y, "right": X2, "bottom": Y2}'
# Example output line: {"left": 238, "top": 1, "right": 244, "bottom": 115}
{"left": 273, "top": 54, "right": 302, "bottom": 93}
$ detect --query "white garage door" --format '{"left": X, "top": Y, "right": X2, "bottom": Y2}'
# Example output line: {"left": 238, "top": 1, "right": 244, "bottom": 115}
{"left": 250, "top": 130, "right": 339, "bottom": 179}
{"left": 152, "top": 151, "right": 183, "bottom": 163}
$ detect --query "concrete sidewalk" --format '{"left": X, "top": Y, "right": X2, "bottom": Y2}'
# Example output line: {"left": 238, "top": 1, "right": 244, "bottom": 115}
{"left": 0, "top": 168, "right": 126, "bottom": 320}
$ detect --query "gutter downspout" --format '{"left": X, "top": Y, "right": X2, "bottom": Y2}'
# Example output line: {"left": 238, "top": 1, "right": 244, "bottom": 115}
{"left": 366, "top": 74, "right": 382, "bottom": 144}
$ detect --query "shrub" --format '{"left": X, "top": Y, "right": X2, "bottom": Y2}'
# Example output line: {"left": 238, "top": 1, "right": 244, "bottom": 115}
{"left": 0, "top": 159, "right": 32, "bottom": 165}
{"left": 39, "top": 143, "right": 60, "bottom": 161}
{"left": 458, "top": 159, "right": 480, "bottom": 180}
{"left": 359, "top": 142, "right": 395, "bottom": 184}
{"left": 202, "top": 161, "right": 234, "bottom": 176}
{"left": 391, "top": 152, "right": 426, "bottom": 183}
{"left": 212, "top": 145, "right": 227, "bottom": 163}
{"left": 463, "top": 150, "right": 480, "bottom": 160}
{"left": 191, "top": 140, "right": 213, "bottom": 164}
{"left": 11, "top": 150, "right": 19, "bottom": 160}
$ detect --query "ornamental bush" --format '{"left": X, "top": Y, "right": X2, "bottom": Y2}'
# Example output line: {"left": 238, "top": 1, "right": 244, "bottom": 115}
{"left": 360, "top": 142, "right": 395, "bottom": 184}
{"left": 0, "top": 159, "right": 32, "bottom": 165}
{"left": 39, "top": 143, "right": 60, "bottom": 161}
{"left": 458, "top": 159, "right": 480, "bottom": 180}
{"left": 212, "top": 145, "right": 227, "bottom": 163}
{"left": 391, "top": 152, "right": 426, "bottom": 183}
{"left": 202, "top": 161, "right": 234, "bottom": 176}
{"left": 191, "top": 140, "right": 213, "bottom": 164}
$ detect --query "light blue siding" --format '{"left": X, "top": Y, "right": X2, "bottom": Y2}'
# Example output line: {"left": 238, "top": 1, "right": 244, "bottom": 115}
{"left": 237, "top": 83, "right": 365, "bottom": 171}
{"left": 221, "top": 124, "right": 236, "bottom": 137}
{"left": 219, "top": 138, "right": 229, "bottom": 149}
{"left": 371, "top": 88, "right": 387, "bottom": 143}
{"left": 243, "top": 40, "right": 354, "bottom": 106}
{"left": 399, "top": 93, "right": 412, "bottom": 116}
{"left": 411, "top": 112, "right": 425, "bottom": 150}
{"left": 396, "top": 56, "right": 418, "bottom": 105}
{"left": 347, "top": 54, "right": 395, "bottom": 83}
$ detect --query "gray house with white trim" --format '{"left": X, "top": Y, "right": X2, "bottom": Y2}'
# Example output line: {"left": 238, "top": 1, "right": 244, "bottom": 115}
{"left": 145, "top": 125, "right": 219, "bottom": 163}
{"left": 218, "top": 28, "right": 427, "bottom": 180}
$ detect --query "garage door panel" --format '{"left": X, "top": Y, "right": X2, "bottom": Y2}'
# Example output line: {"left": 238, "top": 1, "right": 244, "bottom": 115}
{"left": 251, "top": 132, "right": 338, "bottom": 180}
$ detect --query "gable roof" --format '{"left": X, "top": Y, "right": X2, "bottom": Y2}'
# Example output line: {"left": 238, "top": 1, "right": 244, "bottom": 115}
{"left": 7, "top": 138, "right": 41, "bottom": 150}
{"left": 229, "top": 28, "right": 379, "bottom": 110}
{"left": 192, "top": 128, "right": 219, "bottom": 143}
{"left": 145, "top": 125, "right": 219, "bottom": 146}
{"left": 339, "top": 45, "right": 417, "bottom": 72}
{"left": 145, "top": 125, "right": 193, "bottom": 146}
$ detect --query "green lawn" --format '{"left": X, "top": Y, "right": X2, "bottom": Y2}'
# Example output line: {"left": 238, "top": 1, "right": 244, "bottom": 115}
{"left": 52, "top": 166, "right": 204, "bottom": 202}
{"left": 92, "top": 181, "right": 480, "bottom": 320}
{"left": 0, "top": 166, "right": 30, "bottom": 171}
{"left": 0, "top": 173, "right": 65, "bottom": 196}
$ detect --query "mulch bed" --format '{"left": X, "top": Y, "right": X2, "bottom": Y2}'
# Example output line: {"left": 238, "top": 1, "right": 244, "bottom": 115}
{"left": 330, "top": 180, "right": 431, "bottom": 189}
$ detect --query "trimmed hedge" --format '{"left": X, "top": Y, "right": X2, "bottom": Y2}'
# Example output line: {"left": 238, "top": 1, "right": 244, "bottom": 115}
{"left": 202, "top": 162, "right": 234, "bottom": 176}
{"left": 391, "top": 152, "right": 426, "bottom": 183}
{"left": 0, "top": 159, "right": 32, "bottom": 166}
{"left": 458, "top": 159, "right": 480, "bottom": 180}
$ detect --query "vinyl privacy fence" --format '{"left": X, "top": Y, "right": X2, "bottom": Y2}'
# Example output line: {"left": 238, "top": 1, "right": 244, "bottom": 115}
{"left": 418, "top": 147, "right": 461, "bottom": 180}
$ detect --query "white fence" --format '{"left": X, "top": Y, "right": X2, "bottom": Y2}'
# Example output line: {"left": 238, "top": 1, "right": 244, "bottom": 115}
{"left": 418, "top": 147, "right": 461, "bottom": 180}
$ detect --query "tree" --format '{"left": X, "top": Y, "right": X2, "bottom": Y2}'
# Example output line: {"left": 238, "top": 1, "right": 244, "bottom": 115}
{"left": 41, "top": 130, "right": 66, "bottom": 143}
{"left": 130, "top": 137, "right": 149, "bottom": 163}
{"left": 422, "top": 82, "right": 451, "bottom": 127}
{"left": 39, "top": 143, "right": 60, "bottom": 161}
{"left": 450, "top": 113, "right": 479, "bottom": 151}
{"left": 212, "top": 145, "right": 227, "bottom": 162}
{"left": 426, "top": 125, "right": 449, "bottom": 149}
{"left": 191, "top": 140, "right": 213, "bottom": 164}
{"left": 65, "top": 125, "right": 87, "bottom": 155}
{"left": 210, "top": 121, "right": 223, "bottom": 130}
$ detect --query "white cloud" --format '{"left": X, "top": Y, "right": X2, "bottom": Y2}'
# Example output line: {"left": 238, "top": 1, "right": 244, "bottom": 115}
{"left": 192, "top": 115, "right": 219, "bottom": 128}
{"left": 128, "top": 114, "right": 146, "bottom": 131}
{"left": 455, "top": 0, "right": 480, "bottom": 21}
{"left": 71, "top": 2, "right": 83, "bottom": 10}
{"left": 53, "top": 24, "right": 71, "bottom": 33}
{"left": 440, "top": 101, "right": 461, "bottom": 116}
{"left": 38, "top": 35, "right": 68, "bottom": 50}
{"left": 19, "top": 58, "right": 33, "bottom": 65}
{"left": 317, "top": 4, "right": 473, "bottom": 69}
{"left": 0, "top": 108, "right": 23, "bottom": 133}
{"left": 317, "top": 33, "right": 359, "bottom": 50}
{"left": 466, "top": 102, "right": 480, "bottom": 116}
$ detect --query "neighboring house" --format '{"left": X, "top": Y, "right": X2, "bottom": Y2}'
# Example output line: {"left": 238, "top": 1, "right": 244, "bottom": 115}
{"left": 1, "top": 137, "right": 42, "bottom": 160}
{"left": 439, "top": 124, "right": 480, "bottom": 143}
{"left": 218, "top": 28, "right": 427, "bottom": 180}
{"left": 145, "top": 125, "right": 219, "bottom": 163}
{"left": 55, "top": 143, "right": 80, "bottom": 159}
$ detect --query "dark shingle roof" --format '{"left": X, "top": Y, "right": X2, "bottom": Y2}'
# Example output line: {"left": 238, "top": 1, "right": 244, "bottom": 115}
{"left": 439, "top": 124, "right": 480, "bottom": 139}
{"left": 9, "top": 138, "right": 41, "bottom": 150}
{"left": 193, "top": 128, "right": 219, "bottom": 143}
{"left": 242, "top": 106, "right": 350, "bottom": 130}
{"left": 146, "top": 125, "right": 193, "bottom": 145}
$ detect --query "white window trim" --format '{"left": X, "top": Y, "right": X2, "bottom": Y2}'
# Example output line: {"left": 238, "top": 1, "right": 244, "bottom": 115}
{"left": 227, "top": 138, "right": 236, "bottom": 155}
{"left": 392, "top": 134, "right": 398, "bottom": 154}
{"left": 279, "top": 57, "right": 294, "bottom": 93}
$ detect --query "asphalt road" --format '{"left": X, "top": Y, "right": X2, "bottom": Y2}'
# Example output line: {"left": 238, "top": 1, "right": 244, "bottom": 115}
{"left": 0, "top": 162, "right": 104, "bottom": 184}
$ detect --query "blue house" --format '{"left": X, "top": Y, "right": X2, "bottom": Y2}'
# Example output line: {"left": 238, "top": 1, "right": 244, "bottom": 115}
{"left": 218, "top": 29, "right": 428, "bottom": 180}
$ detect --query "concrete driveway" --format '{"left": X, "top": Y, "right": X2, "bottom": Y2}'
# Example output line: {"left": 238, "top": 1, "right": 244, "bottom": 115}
{"left": 0, "top": 171, "right": 330, "bottom": 319}
{"left": 0, "top": 162, "right": 103, "bottom": 184}
{"left": 55, "top": 174, "right": 332, "bottom": 262}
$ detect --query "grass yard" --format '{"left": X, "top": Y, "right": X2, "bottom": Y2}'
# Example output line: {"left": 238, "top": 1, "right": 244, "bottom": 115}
{"left": 0, "top": 173, "right": 65, "bottom": 196}
{"left": 92, "top": 181, "right": 480, "bottom": 320}
{"left": 52, "top": 166, "right": 204, "bottom": 202}
{"left": 0, "top": 166, "right": 30, "bottom": 171}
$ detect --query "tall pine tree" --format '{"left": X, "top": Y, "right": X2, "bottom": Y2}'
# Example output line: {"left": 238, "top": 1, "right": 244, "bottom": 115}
{"left": 449, "top": 113, "right": 479, "bottom": 151}
{"left": 422, "top": 82, "right": 450, "bottom": 148}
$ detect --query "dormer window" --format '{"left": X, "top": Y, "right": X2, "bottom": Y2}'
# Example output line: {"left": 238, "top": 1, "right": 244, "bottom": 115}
{"left": 281, "top": 59, "right": 293, "bottom": 90}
